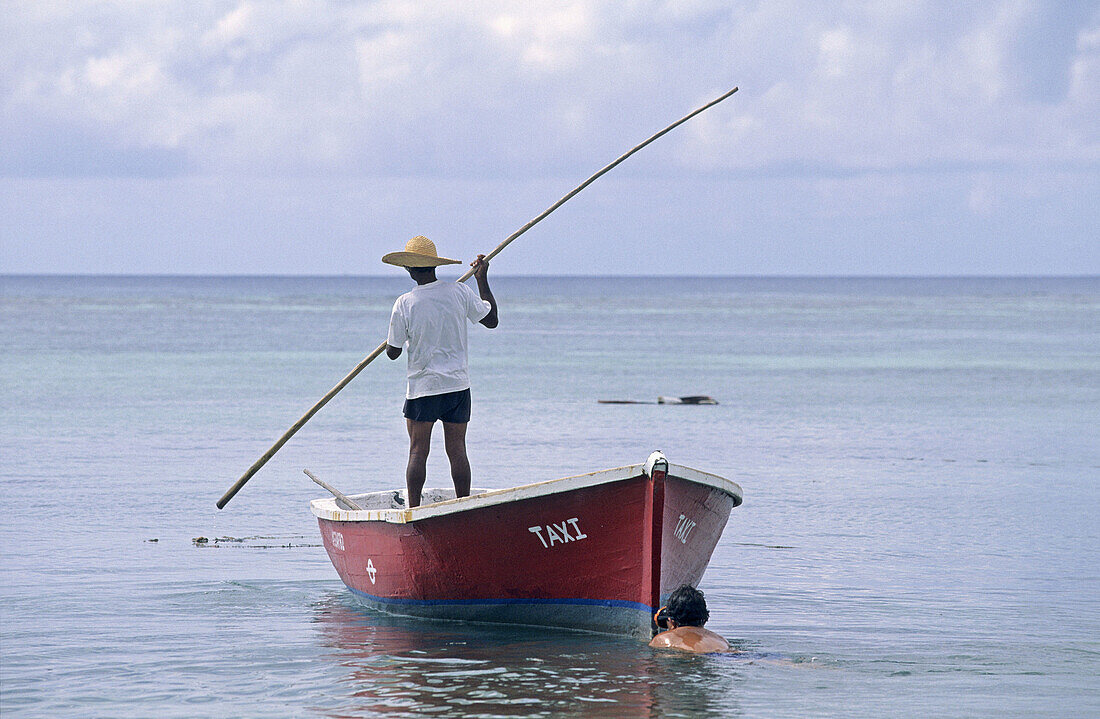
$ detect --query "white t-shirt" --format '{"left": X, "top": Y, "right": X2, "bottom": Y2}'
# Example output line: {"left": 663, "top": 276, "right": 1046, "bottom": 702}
{"left": 387, "top": 280, "right": 491, "bottom": 399}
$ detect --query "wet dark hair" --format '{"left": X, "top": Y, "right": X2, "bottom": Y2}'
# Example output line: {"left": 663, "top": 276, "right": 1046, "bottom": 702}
{"left": 666, "top": 584, "right": 709, "bottom": 627}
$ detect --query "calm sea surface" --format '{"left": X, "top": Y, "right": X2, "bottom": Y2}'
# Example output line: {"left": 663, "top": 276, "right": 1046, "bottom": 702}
{"left": 1, "top": 275, "right": 1098, "bottom": 718}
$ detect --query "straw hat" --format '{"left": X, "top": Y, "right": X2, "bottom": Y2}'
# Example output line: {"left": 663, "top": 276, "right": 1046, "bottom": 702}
{"left": 382, "top": 236, "right": 461, "bottom": 268}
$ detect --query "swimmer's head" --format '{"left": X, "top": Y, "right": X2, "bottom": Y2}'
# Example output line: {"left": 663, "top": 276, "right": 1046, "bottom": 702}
{"left": 663, "top": 584, "right": 710, "bottom": 628}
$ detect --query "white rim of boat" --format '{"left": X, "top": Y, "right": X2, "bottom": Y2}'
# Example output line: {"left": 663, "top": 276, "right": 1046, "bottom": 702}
{"left": 310, "top": 461, "right": 743, "bottom": 525}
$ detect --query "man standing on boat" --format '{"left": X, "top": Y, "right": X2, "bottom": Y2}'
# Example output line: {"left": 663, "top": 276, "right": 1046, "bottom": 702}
{"left": 383, "top": 236, "right": 498, "bottom": 508}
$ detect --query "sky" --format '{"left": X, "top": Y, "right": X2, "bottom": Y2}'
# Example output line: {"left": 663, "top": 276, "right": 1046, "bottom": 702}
{"left": 2, "top": 0, "right": 1098, "bottom": 276}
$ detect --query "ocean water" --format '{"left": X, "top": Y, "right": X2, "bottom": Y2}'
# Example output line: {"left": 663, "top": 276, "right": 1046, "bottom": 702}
{"left": 1, "top": 275, "right": 1098, "bottom": 718}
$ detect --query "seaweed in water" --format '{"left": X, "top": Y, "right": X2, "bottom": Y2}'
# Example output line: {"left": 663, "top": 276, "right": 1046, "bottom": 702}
{"left": 191, "top": 535, "right": 321, "bottom": 549}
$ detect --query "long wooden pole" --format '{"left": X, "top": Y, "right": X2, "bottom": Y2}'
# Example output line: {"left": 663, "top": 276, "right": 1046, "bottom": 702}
{"left": 216, "top": 86, "right": 738, "bottom": 509}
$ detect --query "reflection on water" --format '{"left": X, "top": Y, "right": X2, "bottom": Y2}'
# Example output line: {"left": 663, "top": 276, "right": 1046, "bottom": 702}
{"left": 311, "top": 593, "right": 746, "bottom": 718}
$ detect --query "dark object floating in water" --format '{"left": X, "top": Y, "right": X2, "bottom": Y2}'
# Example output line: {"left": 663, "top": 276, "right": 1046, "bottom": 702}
{"left": 192, "top": 534, "right": 320, "bottom": 549}
{"left": 598, "top": 395, "right": 718, "bottom": 405}
{"left": 734, "top": 542, "right": 796, "bottom": 550}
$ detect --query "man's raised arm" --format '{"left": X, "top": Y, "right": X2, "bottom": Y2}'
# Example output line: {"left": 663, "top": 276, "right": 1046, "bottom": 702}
{"left": 470, "top": 254, "right": 498, "bottom": 329}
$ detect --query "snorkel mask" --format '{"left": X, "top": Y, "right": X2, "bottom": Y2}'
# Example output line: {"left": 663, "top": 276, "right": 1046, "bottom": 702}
{"left": 654, "top": 605, "right": 672, "bottom": 630}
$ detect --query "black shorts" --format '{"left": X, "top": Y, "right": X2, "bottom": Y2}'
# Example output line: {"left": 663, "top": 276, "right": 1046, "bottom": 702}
{"left": 403, "top": 389, "right": 472, "bottom": 423}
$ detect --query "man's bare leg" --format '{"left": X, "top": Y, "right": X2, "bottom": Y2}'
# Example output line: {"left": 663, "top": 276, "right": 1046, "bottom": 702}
{"left": 405, "top": 419, "right": 434, "bottom": 507}
{"left": 442, "top": 421, "right": 471, "bottom": 499}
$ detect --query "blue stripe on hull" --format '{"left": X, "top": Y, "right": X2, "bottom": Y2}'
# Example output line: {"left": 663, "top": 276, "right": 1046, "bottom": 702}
{"left": 347, "top": 587, "right": 653, "bottom": 612}
{"left": 346, "top": 586, "right": 655, "bottom": 639}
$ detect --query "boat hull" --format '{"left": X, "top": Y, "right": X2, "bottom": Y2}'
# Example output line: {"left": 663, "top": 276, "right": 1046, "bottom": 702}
{"left": 315, "top": 459, "right": 740, "bottom": 639}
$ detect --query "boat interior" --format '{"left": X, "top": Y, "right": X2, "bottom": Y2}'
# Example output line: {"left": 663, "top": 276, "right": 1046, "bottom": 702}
{"left": 312, "top": 454, "right": 741, "bottom": 522}
{"left": 337, "top": 487, "right": 488, "bottom": 511}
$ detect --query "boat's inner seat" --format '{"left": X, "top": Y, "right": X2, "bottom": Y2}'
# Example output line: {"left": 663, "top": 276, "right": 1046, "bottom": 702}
{"left": 344, "top": 488, "right": 488, "bottom": 510}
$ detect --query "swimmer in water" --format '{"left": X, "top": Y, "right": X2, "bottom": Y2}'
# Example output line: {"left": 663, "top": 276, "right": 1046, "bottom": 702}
{"left": 649, "top": 584, "right": 731, "bottom": 654}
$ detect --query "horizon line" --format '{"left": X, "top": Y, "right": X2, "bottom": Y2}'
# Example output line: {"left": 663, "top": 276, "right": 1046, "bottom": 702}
{"left": 3, "top": 273, "right": 1098, "bottom": 280}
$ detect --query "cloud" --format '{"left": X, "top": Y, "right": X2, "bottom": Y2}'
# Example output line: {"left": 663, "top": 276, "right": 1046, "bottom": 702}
{"left": 1, "top": 0, "right": 1097, "bottom": 182}
{"left": 1006, "top": 0, "right": 1097, "bottom": 102}
{"left": 681, "top": 1, "right": 1100, "bottom": 176}
{"left": 0, "top": 120, "right": 192, "bottom": 177}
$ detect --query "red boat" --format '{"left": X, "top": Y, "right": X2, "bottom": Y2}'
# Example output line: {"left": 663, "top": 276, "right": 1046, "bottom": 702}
{"left": 312, "top": 451, "right": 743, "bottom": 639}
